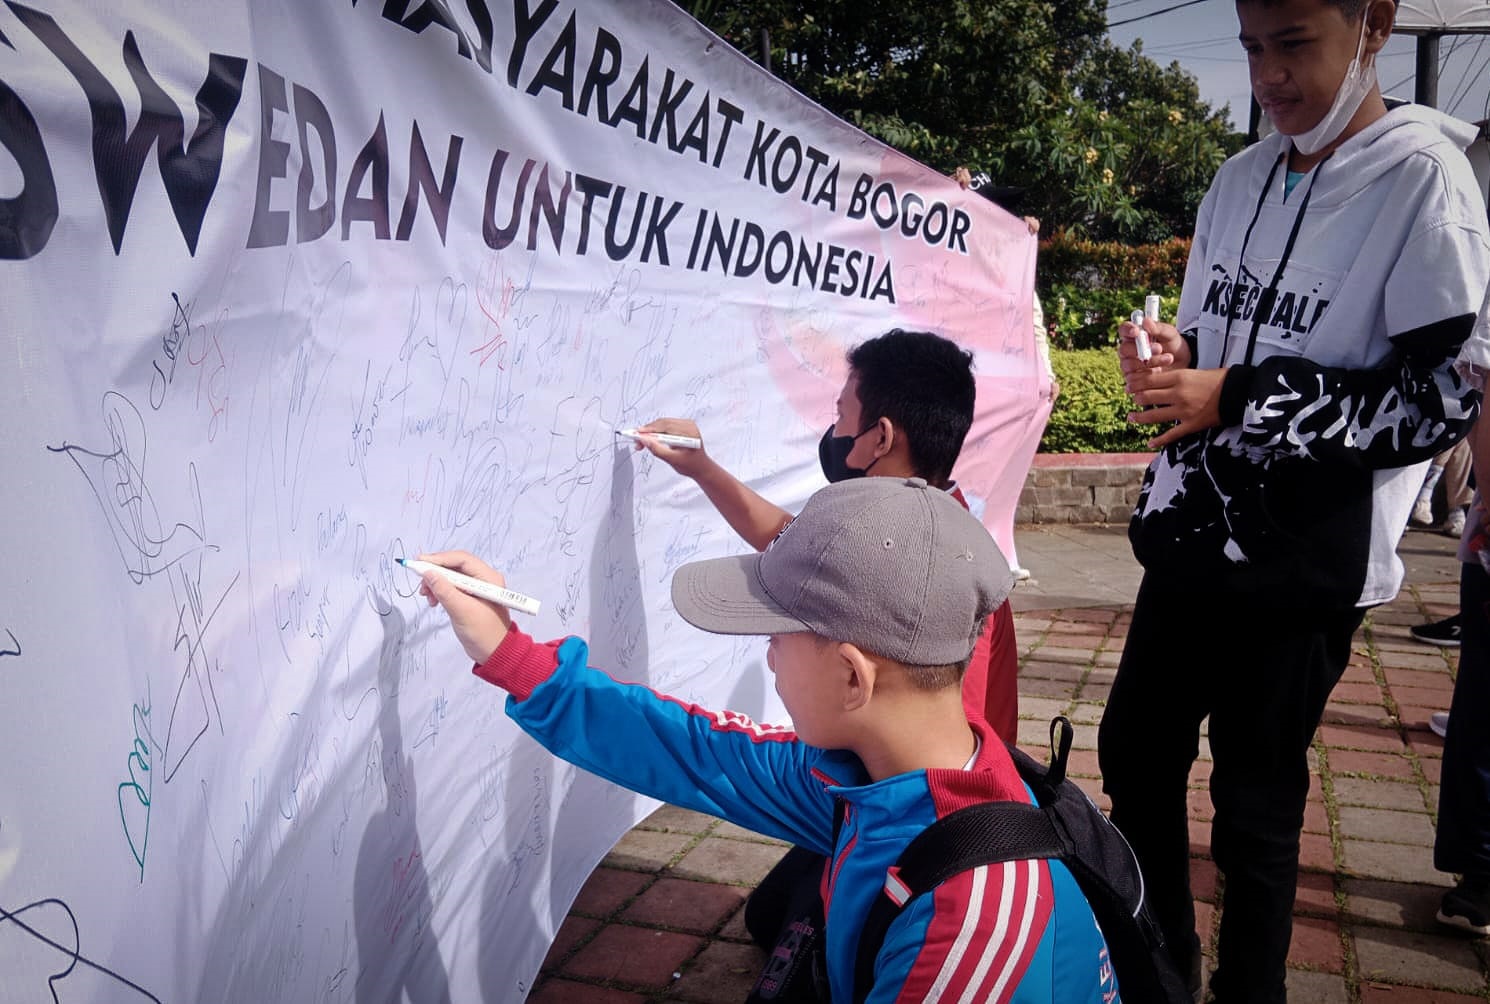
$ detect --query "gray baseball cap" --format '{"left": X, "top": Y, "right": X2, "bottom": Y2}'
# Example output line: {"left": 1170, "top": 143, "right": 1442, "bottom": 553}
{"left": 671, "top": 477, "right": 1014, "bottom": 665}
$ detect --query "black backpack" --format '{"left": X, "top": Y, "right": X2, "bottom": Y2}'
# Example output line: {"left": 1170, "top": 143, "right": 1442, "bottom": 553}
{"left": 850, "top": 717, "right": 1192, "bottom": 1003}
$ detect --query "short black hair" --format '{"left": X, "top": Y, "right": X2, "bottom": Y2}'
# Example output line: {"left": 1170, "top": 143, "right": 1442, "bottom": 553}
{"left": 1236, "top": 0, "right": 1368, "bottom": 19}
{"left": 846, "top": 329, "right": 975, "bottom": 487}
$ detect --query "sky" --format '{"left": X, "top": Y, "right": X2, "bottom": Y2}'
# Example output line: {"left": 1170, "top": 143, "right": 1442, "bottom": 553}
{"left": 1106, "top": 0, "right": 1490, "bottom": 131}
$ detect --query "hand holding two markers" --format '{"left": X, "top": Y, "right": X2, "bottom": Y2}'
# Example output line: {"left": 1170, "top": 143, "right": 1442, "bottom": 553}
{"left": 633, "top": 418, "right": 710, "bottom": 476}
{"left": 1119, "top": 316, "right": 1226, "bottom": 449}
{"left": 416, "top": 551, "right": 512, "bottom": 664}
{"left": 1122, "top": 346, "right": 1228, "bottom": 451}
{"left": 1117, "top": 315, "right": 1189, "bottom": 376}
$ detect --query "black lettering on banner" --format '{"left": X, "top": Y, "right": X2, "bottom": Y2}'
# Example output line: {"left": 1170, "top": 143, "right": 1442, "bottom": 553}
{"left": 648, "top": 68, "right": 691, "bottom": 148}
{"left": 744, "top": 120, "right": 779, "bottom": 187}
{"left": 526, "top": 162, "right": 571, "bottom": 252}
{"left": 12, "top": 2, "right": 246, "bottom": 254}
{"left": 248, "top": 64, "right": 291, "bottom": 248}
{"left": 684, "top": 208, "right": 896, "bottom": 303}
{"left": 508, "top": 0, "right": 560, "bottom": 88}
{"left": 573, "top": 173, "right": 611, "bottom": 254}
{"left": 713, "top": 98, "right": 743, "bottom": 169}
{"left": 342, "top": 112, "right": 391, "bottom": 240}
{"left": 371, "top": 0, "right": 495, "bottom": 72}
{"left": 604, "top": 186, "right": 644, "bottom": 260}
{"left": 396, "top": 123, "right": 462, "bottom": 242}
{"left": 483, "top": 148, "right": 534, "bottom": 250}
{"left": 640, "top": 195, "right": 682, "bottom": 265}
{"left": 577, "top": 27, "right": 622, "bottom": 120}
{"left": 608, "top": 55, "right": 649, "bottom": 138}
{"left": 0, "top": 76, "right": 58, "bottom": 260}
{"left": 293, "top": 82, "right": 337, "bottom": 243}
{"left": 525, "top": 10, "right": 578, "bottom": 109}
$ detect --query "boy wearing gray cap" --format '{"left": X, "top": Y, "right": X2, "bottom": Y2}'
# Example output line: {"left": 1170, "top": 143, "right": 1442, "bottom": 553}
{"left": 418, "top": 478, "right": 1114, "bottom": 1001}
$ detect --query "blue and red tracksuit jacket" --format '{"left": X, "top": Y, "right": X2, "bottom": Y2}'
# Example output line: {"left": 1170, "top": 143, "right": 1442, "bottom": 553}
{"left": 479, "top": 629, "right": 1119, "bottom": 1003}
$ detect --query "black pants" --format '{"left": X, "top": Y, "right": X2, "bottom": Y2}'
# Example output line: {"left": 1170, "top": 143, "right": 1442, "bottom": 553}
{"left": 1436, "top": 561, "right": 1490, "bottom": 879}
{"left": 1098, "top": 573, "right": 1364, "bottom": 1004}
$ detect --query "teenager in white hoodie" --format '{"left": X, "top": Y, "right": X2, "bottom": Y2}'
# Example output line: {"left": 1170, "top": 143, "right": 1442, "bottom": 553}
{"left": 1097, "top": 0, "right": 1490, "bottom": 999}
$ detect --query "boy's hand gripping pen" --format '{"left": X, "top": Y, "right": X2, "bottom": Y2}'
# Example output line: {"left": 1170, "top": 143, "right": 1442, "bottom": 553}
{"left": 397, "top": 558, "right": 542, "bottom": 615}
{"left": 616, "top": 428, "right": 703, "bottom": 450}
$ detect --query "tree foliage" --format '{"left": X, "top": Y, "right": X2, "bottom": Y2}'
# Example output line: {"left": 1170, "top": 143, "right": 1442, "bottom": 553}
{"left": 687, "top": 1, "right": 1243, "bottom": 241}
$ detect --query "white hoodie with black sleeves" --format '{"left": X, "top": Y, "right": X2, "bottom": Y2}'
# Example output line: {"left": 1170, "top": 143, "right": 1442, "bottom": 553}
{"left": 1129, "top": 105, "right": 1490, "bottom": 609}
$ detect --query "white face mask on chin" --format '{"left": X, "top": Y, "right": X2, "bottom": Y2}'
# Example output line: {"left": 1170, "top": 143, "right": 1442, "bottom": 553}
{"left": 1292, "top": 16, "right": 1377, "bottom": 156}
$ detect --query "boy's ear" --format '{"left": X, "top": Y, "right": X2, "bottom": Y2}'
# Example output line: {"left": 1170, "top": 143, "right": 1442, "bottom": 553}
{"left": 838, "top": 642, "right": 876, "bottom": 712}
{"left": 872, "top": 415, "right": 896, "bottom": 460}
{"left": 1364, "top": 0, "right": 1395, "bottom": 52}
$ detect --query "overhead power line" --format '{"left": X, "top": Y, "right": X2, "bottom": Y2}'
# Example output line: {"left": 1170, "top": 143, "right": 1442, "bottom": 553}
{"left": 1107, "top": 0, "right": 1212, "bottom": 29}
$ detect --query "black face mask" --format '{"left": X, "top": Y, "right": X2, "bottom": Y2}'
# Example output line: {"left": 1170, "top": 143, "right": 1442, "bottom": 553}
{"left": 818, "top": 424, "right": 878, "bottom": 483}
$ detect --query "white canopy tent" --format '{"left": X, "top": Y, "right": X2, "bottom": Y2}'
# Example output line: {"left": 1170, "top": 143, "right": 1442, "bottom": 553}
{"left": 1394, "top": 3, "right": 1490, "bottom": 196}
{"left": 1395, "top": 0, "right": 1490, "bottom": 107}
{"left": 1396, "top": 0, "right": 1490, "bottom": 34}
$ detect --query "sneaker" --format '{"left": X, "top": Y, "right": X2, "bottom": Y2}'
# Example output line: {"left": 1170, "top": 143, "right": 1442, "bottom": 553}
{"left": 1411, "top": 496, "right": 1435, "bottom": 526}
{"left": 1445, "top": 507, "right": 1467, "bottom": 538}
{"left": 1430, "top": 711, "right": 1450, "bottom": 738}
{"left": 1013, "top": 567, "right": 1032, "bottom": 582}
{"left": 1411, "top": 614, "right": 1462, "bottom": 647}
{"left": 1438, "top": 877, "right": 1490, "bottom": 936}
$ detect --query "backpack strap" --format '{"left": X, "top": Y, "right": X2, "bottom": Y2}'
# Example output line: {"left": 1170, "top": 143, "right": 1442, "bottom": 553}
{"left": 851, "top": 802, "right": 1065, "bottom": 1003}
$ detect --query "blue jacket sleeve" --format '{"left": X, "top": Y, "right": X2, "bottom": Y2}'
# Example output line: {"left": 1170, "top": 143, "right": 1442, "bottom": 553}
{"left": 475, "top": 628, "right": 839, "bottom": 853}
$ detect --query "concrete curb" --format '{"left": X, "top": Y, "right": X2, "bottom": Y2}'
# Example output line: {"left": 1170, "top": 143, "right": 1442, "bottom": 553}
{"left": 1017, "top": 452, "right": 1155, "bottom": 525}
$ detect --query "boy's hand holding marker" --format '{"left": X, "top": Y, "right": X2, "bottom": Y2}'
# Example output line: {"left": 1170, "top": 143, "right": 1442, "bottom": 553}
{"left": 410, "top": 552, "right": 514, "bottom": 664}
{"left": 1119, "top": 296, "right": 1227, "bottom": 451}
{"left": 626, "top": 418, "right": 711, "bottom": 476}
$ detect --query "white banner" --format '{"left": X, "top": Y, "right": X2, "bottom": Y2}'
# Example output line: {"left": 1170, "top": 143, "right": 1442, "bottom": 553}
{"left": 0, "top": 2, "right": 1043, "bottom": 1001}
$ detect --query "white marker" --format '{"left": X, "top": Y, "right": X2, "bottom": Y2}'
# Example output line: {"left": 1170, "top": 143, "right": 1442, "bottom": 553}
{"left": 397, "top": 558, "right": 542, "bottom": 615}
{"left": 616, "top": 428, "right": 703, "bottom": 450}
{"left": 1130, "top": 310, "right": 1153, "bottom": 362}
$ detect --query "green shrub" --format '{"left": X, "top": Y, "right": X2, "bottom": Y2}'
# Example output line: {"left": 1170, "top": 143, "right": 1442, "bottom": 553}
{"left": 1041, "top": 348, "right": 1153, "bottom": 454}
{"left": 1038, "top": 232, "right": 1191, "bottom": 291}
{"left": 1044, "top": 284, "right": 1180, "bottom": 350}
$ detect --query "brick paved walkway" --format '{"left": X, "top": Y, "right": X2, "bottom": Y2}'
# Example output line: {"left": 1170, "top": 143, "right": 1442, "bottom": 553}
{"left": 530, "top": 527, "right": 1489, "bottom": 1002}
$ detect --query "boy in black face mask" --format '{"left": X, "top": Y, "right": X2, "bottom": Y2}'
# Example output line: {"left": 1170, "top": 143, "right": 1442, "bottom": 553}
{"left": 636, "top": 328, "right": 1018, "bottom": 740}
{"left": 636, "top": 328, "right": 1022, "bottom": 956}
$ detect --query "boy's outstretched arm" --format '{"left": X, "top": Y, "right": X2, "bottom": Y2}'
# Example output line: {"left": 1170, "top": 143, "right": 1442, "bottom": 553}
{"left": 418, "top": 551, "right": 837, "bottom": 850}
{"left": 635, "top": 418, "right": 793, "bottom": 551}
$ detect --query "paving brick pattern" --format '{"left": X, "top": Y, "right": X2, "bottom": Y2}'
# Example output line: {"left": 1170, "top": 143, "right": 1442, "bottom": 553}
{"left": 529, "top": 529, "right": 1490, "bottom": 1001}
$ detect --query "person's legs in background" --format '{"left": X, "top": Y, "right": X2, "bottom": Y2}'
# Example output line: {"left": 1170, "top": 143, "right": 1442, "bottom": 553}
{"left": 1443, "top": 439, "right": 1474, "bottom": 537}
{"left": 1413, "top": 440, "right": 1472, "bottom": 535}
{"left": 1434, "top": 560, "right": 1490, "bottom": 936}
